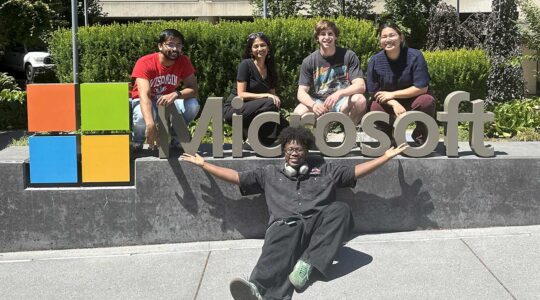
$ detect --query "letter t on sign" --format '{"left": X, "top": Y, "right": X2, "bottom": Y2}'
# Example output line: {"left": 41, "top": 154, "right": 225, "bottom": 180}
{"left": 437, "top": 91, "right": 494, "bottom": 157}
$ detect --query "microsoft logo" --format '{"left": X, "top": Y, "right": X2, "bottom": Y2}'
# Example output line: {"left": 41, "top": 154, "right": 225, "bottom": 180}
{"left": 27, "top": 83, "right": 131, "bottom": 185}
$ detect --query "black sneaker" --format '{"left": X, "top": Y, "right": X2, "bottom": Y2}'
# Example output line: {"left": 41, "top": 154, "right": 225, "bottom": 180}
{"left": 132, "top": 142, "right": 143, "bottom": 152}
{"left": 230, "top": 278, "right": 262, "bottom": 300}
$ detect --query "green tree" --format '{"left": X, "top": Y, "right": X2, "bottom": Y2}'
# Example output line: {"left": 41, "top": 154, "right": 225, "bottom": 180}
{"left": 460, "top": 12, "right": 490, "bottom": 49}
{"left": 42, "top": 0, "right": 106, "bottom": 27}
{"left": 486, "top": 0, "right": 525, "bottom": 103}
{"left": 306, "top": 0, "right": 374, "bottom": 18}
{"left": 425, "top": 2, "right": 462, "bottom": 50}
{"left": 307, "top": 0, "right": 338, "bottom": 17}
{"left": 517, "top": 0, "right": 540, "bottom": 60}
{"left": 383, "top": 0, "right": 440, "bottom": 49}
{"left": 343, "top": 0, "right": 375, "bottom": 19}
{"left": 250, "top": 0, "right": 304, "bottom": 17}
{"left": 250, "top": 0, "right": 374, "bottom": 18}
{"left": 0, "top": 0, "right": 53, "bottom": 49}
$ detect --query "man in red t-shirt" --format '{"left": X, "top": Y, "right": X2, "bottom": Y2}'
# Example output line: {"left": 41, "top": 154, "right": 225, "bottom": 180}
{"left": 131, "top": 28, "right": 200, "bottom": 150}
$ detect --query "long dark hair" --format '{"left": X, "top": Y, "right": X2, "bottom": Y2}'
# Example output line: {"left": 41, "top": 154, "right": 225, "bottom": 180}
{"left": 243, "top": 32, "right": 278, "bottom": 89}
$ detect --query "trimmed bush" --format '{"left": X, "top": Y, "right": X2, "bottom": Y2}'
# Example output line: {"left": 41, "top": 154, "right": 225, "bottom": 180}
{"left": 0, "top": 73, "right": 27, "bottom": 129}
{"left": 424, "top": 49, "right": 489, "bottom": 107}
{"left": 0, "top": 73, "right": 26, "bottom": 129}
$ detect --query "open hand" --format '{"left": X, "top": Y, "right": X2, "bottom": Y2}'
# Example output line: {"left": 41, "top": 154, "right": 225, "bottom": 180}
{"left": 181, "top": 153, "right": 205, "bottom": 167}
{"left": 384, "top": 143, "right": 408, "bottom": 158}
{"left": 267, "top": 94, "right": 281, "bottom": 108}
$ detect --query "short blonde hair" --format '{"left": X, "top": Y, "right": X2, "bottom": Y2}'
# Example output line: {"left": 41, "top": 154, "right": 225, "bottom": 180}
{"left": 313, "top": 20, "right": 340, "bottom": 42}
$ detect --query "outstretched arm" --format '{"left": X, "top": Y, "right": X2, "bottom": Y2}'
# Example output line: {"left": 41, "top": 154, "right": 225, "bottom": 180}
{"left": 355, "top": 143, "right": 408, "bottom": 178}
{"left": 181, "top": 153, "right": 240, "bottom": 185}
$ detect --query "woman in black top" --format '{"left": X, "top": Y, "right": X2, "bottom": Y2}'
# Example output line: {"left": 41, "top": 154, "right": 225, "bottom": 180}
{"left": 223, "top": 32, "right": 288, "bottom": 147}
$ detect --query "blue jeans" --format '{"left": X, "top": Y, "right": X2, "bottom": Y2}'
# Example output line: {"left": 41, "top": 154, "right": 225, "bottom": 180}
{"left": 131, "top": 98, "right": 200, "bottom": 144}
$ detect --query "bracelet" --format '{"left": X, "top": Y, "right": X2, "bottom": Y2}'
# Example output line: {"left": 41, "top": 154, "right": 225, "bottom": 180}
{"left": 175, "top": 90, "right": 182, "bottom": 98}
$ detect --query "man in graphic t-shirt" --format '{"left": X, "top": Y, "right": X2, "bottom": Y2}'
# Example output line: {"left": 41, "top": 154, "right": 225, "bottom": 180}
{"left": 130, "top": 29, "right": 200, "bottom": 151}
{"left": 294, "top": 20, "right": 367, "bottom": 125}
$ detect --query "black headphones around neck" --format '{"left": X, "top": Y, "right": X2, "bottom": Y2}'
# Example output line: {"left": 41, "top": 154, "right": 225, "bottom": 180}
{"left": 283, "top": 163, "right": 309, "bottom": 177}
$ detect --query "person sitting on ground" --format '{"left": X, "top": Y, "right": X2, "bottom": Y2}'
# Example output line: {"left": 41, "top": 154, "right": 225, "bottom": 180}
{"left": 223, "top": 32, "right": 289, "bottom": 147}
{"left": 181, "top": 126, "right": 407, "bottom": 299}
{"left": 367, "top": 22, "right": 436, "bottom": 146}
{"left": 130, "top": 28, "right": 200, "bottom": 151}
{"left": 294, "top": 20, "right": 367, "bottom": 126}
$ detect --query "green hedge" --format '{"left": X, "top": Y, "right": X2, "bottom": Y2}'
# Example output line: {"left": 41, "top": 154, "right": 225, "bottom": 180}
{"left": 424, "top": 49, "right": 489, "bottom": 106}
{"left": 0, "top": 89, "right": 26, "bottom": 129}
{"left": 49, "top": 18, "right": 489, "bottom": 110}
{"left": 0, "top": 72, "right": 26, "bottom": 130}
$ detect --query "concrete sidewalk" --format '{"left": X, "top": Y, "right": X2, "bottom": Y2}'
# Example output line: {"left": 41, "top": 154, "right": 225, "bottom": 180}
{"left": 1, "top": 225, "right": 539, "bottom": 300}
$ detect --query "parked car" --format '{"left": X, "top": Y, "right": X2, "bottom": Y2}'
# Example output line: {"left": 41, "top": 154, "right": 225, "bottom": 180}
{"left": 0, "top": 43, "right": 54, "bottom": 82}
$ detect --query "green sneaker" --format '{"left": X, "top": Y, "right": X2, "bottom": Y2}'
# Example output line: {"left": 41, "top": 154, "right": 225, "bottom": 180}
{"left": 230, "top": 278, "right": 262, "bottom": 300}
{"left": 288, "top": 260, "right": 312, "bottom": 290}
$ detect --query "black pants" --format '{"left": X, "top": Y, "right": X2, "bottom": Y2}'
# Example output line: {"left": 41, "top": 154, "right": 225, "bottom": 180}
{"left": 370, "top": 94, "right": 436, "bottom": 145}
{"left": 249, "top": 202, "right": 354, "bottom": 299}
{"left": 223, "top": 95, "right": 289, "bottom": 146}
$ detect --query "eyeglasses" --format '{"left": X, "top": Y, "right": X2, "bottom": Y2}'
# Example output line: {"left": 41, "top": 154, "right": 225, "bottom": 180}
{"left": 247, "top": 32, "right": 264, "bottom": 41}
{"left": 284, "top": 147, "right": 306, "bottom": 155}
{"left": 380, "top": 33, "right": 398, "bottom": 40}
{"left": 164, "top": 43, "right": 184, "bottom": 49}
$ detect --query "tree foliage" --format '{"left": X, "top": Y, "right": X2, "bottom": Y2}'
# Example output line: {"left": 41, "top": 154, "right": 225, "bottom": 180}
{"left": 42, "top": 0, "right": 106, "bottom": 27}
{"left": 250, "top": 0, "right": 374, "bottom": 18}
{"left": 486, "top": 0, "right": 525, "bottom": 103}
{"left": 460, "top": 12, "right": 490, "bottom": 49}
{"left": 0, "top": 0, "right": 105, "bottom": 50}
{"left": 0, "top": 0, "right": 53, "bottom": 49}
{"left": 517, "top": 0, "right": 540, "bottom": 60}
{"left": 342, "top": 0, "right": 375, "bottom": 19}
{"left": 382, "top": 0, "right": 440, "bottom": 49}
{"left": 425, "top": 2, "right": 462, "bottom": 50}
{"left": 250, "top": 0, "right": 304, "bottom": 17}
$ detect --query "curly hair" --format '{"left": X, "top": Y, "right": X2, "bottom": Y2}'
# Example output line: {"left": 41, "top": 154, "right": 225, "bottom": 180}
{"left": 277, "top": 126, "right": 315, "bottom": 150}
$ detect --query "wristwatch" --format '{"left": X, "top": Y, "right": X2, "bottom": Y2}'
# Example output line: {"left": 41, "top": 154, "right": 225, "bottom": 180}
{"left": 175, "top": 90, "right": 182, "bottom": 99}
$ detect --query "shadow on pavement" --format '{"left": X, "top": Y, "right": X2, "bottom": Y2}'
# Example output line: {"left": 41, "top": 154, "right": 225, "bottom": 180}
{"left": 324, "top": 246, "right": 373, "bottom": 281}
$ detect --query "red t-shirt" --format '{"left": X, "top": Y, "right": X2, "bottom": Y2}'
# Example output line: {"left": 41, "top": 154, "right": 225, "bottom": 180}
{"left": 130, "top": 52, "right": 196, "bottom": 100}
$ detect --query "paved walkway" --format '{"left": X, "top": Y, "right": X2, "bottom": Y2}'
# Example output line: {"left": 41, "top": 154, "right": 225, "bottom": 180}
{"left": 1, "top": 225, "right": 539, "bottom": 299}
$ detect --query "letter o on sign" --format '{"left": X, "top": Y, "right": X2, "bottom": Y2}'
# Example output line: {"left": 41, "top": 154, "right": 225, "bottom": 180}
{"left": 314, "top": 113, "right": 356, "bottom": 157}
{"left": 393, "top": 111, "right": 438, "bottom": 157}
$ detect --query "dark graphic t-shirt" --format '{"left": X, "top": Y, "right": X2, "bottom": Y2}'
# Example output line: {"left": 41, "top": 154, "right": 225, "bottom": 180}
{"left": 298, "top": 47, "right": 363, "bottom": 99}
